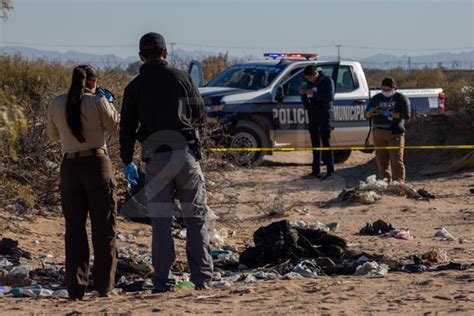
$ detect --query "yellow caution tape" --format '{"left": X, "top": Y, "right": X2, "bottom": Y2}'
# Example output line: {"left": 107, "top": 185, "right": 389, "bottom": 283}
{"left": 206, "top": 145, "right": 474, "bottom": 152}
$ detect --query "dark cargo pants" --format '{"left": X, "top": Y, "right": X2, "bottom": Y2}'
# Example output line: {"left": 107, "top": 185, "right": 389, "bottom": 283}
{"left": 60, "top": 152, "right": 117, "bottom": 299}
{"left": 145, "top": 148, "right": 213, "bottom": 289}
{"left": 308, "top": 110, "right": 334, "bottom": 174}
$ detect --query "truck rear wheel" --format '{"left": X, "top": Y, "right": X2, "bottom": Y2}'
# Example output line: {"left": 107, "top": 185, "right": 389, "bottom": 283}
{"left": 229, "top": 121, "right": 268, "bottom": 166}
{"left": 333, "top": 149, "right": 351, "bottom": 164}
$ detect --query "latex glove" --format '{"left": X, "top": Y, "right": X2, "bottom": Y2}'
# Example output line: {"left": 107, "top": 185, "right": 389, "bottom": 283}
{"left": 96, "top": 87, "right": 115, "bottom": 103}
{"left": 380, "top": 110, "right": 392, "bottom": 117}
{"left": 123, "top": 163, "right": 138, "bottom": 187}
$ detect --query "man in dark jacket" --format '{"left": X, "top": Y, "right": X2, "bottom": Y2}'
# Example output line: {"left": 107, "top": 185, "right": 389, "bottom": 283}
{"left": 120, "top": 32, "right": 213, "bottom": 292}
{"left": 299, "top": 65, "right": 335, "bottom": 180}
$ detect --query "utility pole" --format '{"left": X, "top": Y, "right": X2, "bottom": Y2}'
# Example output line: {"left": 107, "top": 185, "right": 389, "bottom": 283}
{"left": 408, "top": 57, "right": 412, "bottom": 72}
{"left": 336, "top": 44, "right": 342, "bottom": 61}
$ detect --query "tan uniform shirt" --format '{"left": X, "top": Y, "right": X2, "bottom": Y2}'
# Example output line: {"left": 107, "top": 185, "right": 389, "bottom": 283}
{"left": 47, "top": 91, "right": 120, "bottom": 154}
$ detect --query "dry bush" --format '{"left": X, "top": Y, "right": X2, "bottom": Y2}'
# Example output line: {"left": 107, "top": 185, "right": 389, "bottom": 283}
{"left": 0, "top": 55, "right": 132, "bottom": 209}
{"left": 255, "top": 189, "right": 298, "bottom": 217}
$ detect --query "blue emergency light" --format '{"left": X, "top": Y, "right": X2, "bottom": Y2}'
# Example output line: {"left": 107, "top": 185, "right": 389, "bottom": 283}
{"left": 263, "top": 53, "right": 319, "bottom": 60}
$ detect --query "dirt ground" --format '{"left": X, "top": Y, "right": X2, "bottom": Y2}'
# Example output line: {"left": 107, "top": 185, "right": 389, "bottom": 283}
{"left": 1, "top": 150, "right": 474, "bottom": 315}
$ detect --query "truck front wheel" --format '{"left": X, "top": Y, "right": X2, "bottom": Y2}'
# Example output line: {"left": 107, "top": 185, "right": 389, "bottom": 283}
{"left": 229, "top": 121, "right": 268, "bottom": 166}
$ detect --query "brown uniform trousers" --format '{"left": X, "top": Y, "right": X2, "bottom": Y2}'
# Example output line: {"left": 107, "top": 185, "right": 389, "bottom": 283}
{"left": 60, "top": 150, "right": 117, "bottom": 298}
{"left": 372, "top": 127, "right": 406, "bottom": 182}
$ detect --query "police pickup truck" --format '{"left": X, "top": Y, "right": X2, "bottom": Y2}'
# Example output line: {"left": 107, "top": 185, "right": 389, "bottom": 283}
{"left": 189, "top": 53, "right": 445, "bottom": 165}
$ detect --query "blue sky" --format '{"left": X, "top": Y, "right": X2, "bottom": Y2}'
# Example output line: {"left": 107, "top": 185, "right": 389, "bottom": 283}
{"left": 0, "top": 0, "right": 472, "bottom": 59}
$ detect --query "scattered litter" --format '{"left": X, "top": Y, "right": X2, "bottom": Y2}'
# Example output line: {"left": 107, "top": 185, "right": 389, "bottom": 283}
{"left": 117, "top": 233, "right": 137, "bottom": 243}
{"left": 22, "top": 288, "right": 54, "bottom": 298}
{"left": 117, "top": 279, "right": 154, "bottom": 292}
{"left": 421, "top": 249, "right": 449, "bottom": 264}
{"left": 401, "top": 256, "right": 427, "bottom": 273}
{"left": 0, "top": 238, "right": 32, "bottom": 264}
{"left": 281, "top": 272, "right": 305, "bottom": 280}
{"left": 45, "top": 160, "right": 58, "bottom": 169}
{"left": 386, "top": 181, "right": 420, "bottom": 199}
{"left": 390, "top": 230, "right": 412, "bottom": 240}
{"left": 52, "top": 289, "right": 69, "bottom": 298}
{"left": 359, "top": 175, "right": 388, "bottom": 191}
{"left": 196, "top": 294, "right": 219, "bottom": 300}
{"left": 354, "top": 261, "right": 388, "bottom": 277}
{"left": 359, "top": 220, "right": 395, "bottom": 236}
{"left": 291, "top": 260, "right": 320, "bottom": 278}
{"left": 0, "top": 276, "right": 33, "bottom": 287}
{"left": 435, "top": 227, "right": 455, "bottom": 241}
{"left": 289, "top": 220, "right": 338, "bottom": 232}
{"left": 0, "top": 257, "right": 13, "bottom": 268}
{"left": 211, "top": 249, "right": 233, "bottom": 260}
{"left": 4, "top": 204, "right": 27, "bottom": 213}
{"left": 417, "top": 188, "right": 436, "bottom": 200}
{"left": 177, "top": 229, "right": 187, "bottom": 240}
{"left": 176, "top": 280, "right": 195, "bottom": 289}
{"left": 337, "top": 189, "right": 383, "bottom": 204}
{"left": 7, "top": 285, "right": 43, "bottom": 298}
{"left": 360, "top": 191, "right": 383, "bottom": 204}
{"left": 209, "top": 228, "right": 228, "bottom": 246}
{"left": 8, "top": 265, "right": 32, "bottom": 279}
{"left": 230, "top": 286, "right": 254, "bottom": 295}
{"left": 434, "top": 262, "right": 472, "bottom": 271}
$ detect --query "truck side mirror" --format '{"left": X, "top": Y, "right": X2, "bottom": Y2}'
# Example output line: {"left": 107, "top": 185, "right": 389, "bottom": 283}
{"left": 276, "top": 87, "right": 284, "bottom": 102}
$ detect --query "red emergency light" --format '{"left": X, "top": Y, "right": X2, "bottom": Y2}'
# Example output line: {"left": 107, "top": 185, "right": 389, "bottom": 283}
{"left": 264, "top": 53, "right": 319, "bottom": 60}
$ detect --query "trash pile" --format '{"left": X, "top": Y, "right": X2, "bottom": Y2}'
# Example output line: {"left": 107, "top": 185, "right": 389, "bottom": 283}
{"left": 1, "top": 219, "right": 473, "bottom": 298}
{"left": 336, "top": 175, "right": 436, "bottom": 205}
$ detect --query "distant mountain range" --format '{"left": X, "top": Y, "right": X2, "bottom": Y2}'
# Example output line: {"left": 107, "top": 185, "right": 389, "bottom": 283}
{"left": 0, "top": 46, "right": 472, "bottom": 69}
{"left": 360, "top": 51, "right": 473, "bottom": 69}
{"left": 0, "top": 46, "right": 216, "bottom": 68}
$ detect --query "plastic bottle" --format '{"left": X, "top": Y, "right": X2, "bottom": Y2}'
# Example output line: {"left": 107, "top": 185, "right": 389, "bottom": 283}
{"left": 8, "top": 284, "right": 42, "bottom": 298}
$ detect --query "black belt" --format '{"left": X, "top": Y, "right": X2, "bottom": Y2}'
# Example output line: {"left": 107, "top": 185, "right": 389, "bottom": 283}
{"left": 63, "top": 148, "right": 107, "bottom": 159}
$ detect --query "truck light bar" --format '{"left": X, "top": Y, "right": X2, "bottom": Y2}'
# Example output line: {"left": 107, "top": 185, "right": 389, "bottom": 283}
{"left": 264, "top": 53, "right": 319, "bottom": 60}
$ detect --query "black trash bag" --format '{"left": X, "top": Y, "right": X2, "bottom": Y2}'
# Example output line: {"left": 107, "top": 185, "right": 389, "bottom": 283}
{"left": 119, "top": 168, "right": 186, "bottom": 229}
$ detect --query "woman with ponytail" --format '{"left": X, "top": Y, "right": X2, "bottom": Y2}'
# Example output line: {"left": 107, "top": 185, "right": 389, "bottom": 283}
{"left": 47, "top": 64, "right": 120, "bottom": 299}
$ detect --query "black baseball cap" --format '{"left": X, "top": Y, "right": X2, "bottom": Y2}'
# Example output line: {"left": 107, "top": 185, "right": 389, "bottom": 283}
{"left": 381, "top": 77, "right": 396, "bottom": 88}
{"left": 139, "top": 32, "right": 166, "bottom": 53}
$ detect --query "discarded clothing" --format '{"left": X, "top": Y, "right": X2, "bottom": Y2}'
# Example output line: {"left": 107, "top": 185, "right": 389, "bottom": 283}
{"left": 239, "top": 220, "right": 351, "bottom": 273}
{"left": 291, "top": 260, "right": 321, "bottom": 278}
{"left": 435, "top": 227, "right": 454, "bottom": 241}
{"left": 354, "top": 261, "right": 388, "bottom": 277}
{"left": 0, "top": 238, "right": 32, "bottom": 264}
{"left": 434, "top": 262, "right": 472, "bottom": 271}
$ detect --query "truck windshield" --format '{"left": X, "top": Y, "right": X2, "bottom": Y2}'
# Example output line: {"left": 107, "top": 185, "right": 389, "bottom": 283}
{"left": 207, "top": 64, "right": 286, "bottom": 90}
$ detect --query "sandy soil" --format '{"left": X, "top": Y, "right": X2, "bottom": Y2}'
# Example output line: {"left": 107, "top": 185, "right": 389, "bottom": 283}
{"left": 1, "top": 151, "right": 474, "bottom": 315}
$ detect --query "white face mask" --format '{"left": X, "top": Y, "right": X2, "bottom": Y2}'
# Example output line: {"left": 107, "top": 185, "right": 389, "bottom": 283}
{"left": 382, "top": 90, "right": 394, "bottom": 98}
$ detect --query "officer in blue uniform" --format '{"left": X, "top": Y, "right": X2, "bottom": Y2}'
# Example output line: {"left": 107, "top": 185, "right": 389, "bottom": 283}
{"left": 300, "top": 65, "right": 335, "bottom": 180}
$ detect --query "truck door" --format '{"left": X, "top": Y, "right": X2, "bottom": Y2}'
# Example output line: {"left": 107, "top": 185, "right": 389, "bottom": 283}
{"left": 188, "top": 60, "right": 204, "bottom": 87}
{"left": 332, "top": 64, "right": 370, "bottom": 145}
{"left": 273, "top": 64, "right": 337, "bottom": 147}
